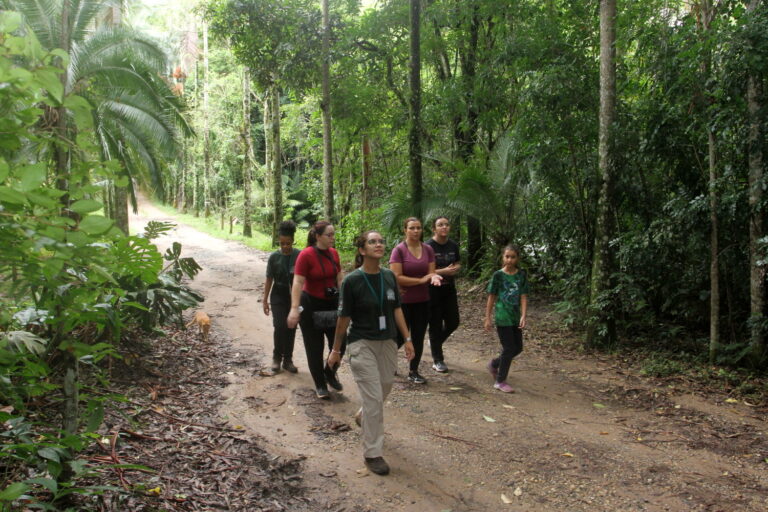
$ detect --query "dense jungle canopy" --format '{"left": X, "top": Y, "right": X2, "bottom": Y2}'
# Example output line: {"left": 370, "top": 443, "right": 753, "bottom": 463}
{"left": 0, "top": 0, "right": 766, "bottom": 508}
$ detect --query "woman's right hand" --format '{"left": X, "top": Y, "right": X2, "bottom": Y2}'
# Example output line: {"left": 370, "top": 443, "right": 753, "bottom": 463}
{"left": 483, "top": 317, "right": 492, "bottom": 332}
{"left": 263, "top": 302, "right": 270, "bottom": 316}
{"left": 287, "top": 308, "right": 300, "bottom": 329}
{"left": 327, "top": 350, "right": 341, "bottom": 369}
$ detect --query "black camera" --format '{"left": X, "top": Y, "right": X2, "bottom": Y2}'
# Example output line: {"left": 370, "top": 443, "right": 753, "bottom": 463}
{"left": 324, "top": 287, "right": 339, "bottom": 298}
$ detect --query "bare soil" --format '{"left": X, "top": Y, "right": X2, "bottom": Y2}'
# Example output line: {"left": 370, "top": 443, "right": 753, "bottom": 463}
{"left": 129, "top": 200, "right": 768, "bottom": 512}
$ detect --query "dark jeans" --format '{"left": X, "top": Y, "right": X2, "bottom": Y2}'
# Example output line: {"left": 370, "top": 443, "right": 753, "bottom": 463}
{"left": 270, "top": 301, "right": 296, "bottom": 362}
{"left": 428, "top": 284, "right": 460, "bottom": 362}
{"left": 490, "top": 325, "right": 523, "bottom": 383}
{"left": 401, "top": 301, "right": 430, "bottom": 373}
{"left": 298, "top": 292, "right": 345, "bottom": 389}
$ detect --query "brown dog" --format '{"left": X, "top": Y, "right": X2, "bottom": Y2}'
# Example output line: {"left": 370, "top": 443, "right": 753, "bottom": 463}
{"left": 186, "top": 311, "right": 211, "bottom": 342}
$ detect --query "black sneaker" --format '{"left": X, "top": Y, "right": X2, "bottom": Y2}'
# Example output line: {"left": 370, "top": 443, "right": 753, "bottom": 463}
{"left": 315, "top": 387, "right": 330, "bottom": 400}
{"left": 325, "top": 365, "right": 343, "bottom": 391}
{"left": 407, "top": 371, "right": 426, "bottom": 384}
{"left": 282, "top": 360, "right": 298, "bottom": 373}
{"left": 364, "top": 456, "right": 390, "bottom": 475}
{"left": 271, "top": 358, "right": 281, "bottom": 373}
{"left": 432, "top": 361, "right": 448, "bottom": 373}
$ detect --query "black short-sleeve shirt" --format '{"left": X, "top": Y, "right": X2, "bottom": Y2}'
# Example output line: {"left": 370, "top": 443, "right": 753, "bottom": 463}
{"left": 339, "top": 268, "right": 401, "bottom": 343}
{"left": 266, "top": 249, "right": 300, "bottom": 304}
{"left": 426, "top": 238, "right": 460, "bottom": 285}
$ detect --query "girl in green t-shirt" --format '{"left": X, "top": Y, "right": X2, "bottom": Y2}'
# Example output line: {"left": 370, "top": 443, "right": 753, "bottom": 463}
{"left": 483, "top": 244, "right": 529, "bottom": 393}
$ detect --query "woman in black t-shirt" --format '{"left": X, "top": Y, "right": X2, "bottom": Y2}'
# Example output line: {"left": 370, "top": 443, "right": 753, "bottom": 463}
{"left": 426, "top": 216, "right": 461, "bottom": 373}
{"left": 328, "top": 231, "right": 413, "bottom": 476}
{"left": 263, "top": 220, "right": 301, "bottom": 373}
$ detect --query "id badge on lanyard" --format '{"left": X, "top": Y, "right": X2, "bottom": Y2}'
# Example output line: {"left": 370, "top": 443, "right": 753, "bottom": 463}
{"left": 362, "top": 270, "right": 386, "bottom": 330}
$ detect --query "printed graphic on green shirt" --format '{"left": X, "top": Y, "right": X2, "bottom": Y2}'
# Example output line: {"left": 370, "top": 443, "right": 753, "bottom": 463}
{"left": 487, "top": 270, "right": 529, "bottom": 327}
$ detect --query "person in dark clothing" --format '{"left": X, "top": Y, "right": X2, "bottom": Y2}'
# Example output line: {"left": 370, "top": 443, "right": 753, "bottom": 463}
{"left": 287, "top": 221, "right": 345, "bottom": 399}
{"left": 263, "top": 220, "right": 301, "bottom": 373}
{"left": 426, "top": 216, "right": 461, "bottom": 373}
{"left": 389, "top": 217, "right": 442, "bottom": 384}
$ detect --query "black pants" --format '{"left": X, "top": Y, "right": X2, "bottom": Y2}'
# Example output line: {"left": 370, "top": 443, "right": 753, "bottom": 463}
{"left": 270, "top": 301, "right": 296, "bottom": 362}
{"left": 401, "top": 301, "right": 430, "bottom": 373}
{"left": 298, "top": 292, "right": 345, "bottom": 389}
{"left": 428, "top": 285, "right": 460, "bottom": 363}
{"left": 490, "top": 325, "right": 523, "bottom": 383}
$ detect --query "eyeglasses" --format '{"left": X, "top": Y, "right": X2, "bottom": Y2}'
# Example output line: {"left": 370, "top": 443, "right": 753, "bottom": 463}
{"left": 366, "top": 238, "right": 386, "bottom": 246}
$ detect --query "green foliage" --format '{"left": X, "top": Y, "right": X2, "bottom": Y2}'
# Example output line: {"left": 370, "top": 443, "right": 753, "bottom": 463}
{"left": 203, "top": 0, "right": 323, "bottom": 91}
{"left": 0, "top": 15, "right": 201, "bottom": 507}
{"left": 169, "top": 0, "right": 768, "bottom": 368}
{"left": 639, "top": 355, "right": 686, "bottom": 378}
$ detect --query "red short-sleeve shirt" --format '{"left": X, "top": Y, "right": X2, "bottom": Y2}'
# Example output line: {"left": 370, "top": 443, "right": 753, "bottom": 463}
{"left": 294, "top": 246, "right": 341, "bottom": 299}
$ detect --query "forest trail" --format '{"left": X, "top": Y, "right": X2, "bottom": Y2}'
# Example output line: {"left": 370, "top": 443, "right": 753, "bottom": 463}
{"left": 132, "top": 199, "right": 768, "bottom": 512}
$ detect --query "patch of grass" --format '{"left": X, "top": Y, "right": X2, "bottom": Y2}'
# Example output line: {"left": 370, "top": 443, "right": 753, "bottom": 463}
{"left": 146, "top": 202, "right": 276, "bottom": 251}
{"left": 143, "top": 201, "right": 358, "bottom": 266}
{"left": 639, "top": 355, "right": 686, "bottom": 378}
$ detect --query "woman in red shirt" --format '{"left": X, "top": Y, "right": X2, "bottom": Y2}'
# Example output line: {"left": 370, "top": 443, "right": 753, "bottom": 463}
{"left": 287, "top": 221, "right": 345, "bottom": 399}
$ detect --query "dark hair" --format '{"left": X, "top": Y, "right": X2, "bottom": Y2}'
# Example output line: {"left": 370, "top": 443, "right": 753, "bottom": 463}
{"left": 502, "top": 244, "right": 520, "bottom": 257}
{"left": 353, "top": 230, "right": 381, "bottom": 268}
{"left": 432, "top": 216, "right": 450, "bottom": 229}
{"left": 307, "top": 220, "right": 332, "bottom": 246}
{"left": 278, "top": 220, "right": 296, "bottom": 238}
{"left": 403, "top": 217, "right": 421, "bottom": 231}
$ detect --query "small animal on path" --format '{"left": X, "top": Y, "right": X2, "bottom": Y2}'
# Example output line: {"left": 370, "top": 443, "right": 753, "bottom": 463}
{"left": 186, "top": 311, "right": 211, "bottom": 342}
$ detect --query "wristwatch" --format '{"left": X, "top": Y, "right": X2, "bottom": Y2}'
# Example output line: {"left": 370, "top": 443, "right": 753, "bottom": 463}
{"left": 405, "top": 337, "right": 412, "bottom": 342}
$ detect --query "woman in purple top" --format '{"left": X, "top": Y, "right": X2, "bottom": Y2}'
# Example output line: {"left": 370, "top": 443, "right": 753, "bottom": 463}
{"left": 389, "top": 217, "right": 442, "bottom": 383}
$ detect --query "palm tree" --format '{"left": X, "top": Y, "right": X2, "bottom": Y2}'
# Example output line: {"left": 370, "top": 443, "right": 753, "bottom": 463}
{"left": 4, "top": 0, "right": 191, "bottom": 233}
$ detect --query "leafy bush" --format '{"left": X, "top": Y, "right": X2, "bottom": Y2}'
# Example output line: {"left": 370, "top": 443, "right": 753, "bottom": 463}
{"left": 0, "top": 15, "right": 200, "bottom": 508}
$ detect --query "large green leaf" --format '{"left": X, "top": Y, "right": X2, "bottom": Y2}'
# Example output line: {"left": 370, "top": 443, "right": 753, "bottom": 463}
{"left": 0, "top": 11, "right": 22, "bottom": 33}
{"left": 0, "top": 482, "right": 28, "bottom": 502}
{"left": 70, "top": 199, "right": 103, "bottom": 215}
{"left": 34, "top": 68, "right": 63, "bottom": 103}
{"left": 78, "top": 215, "right": 113, "bottom": 235}
{"left": 18, "top": 163, "right": 47, "bottom": 192}
{"left": 0, "top": 186, "right": 26, "bottom": 205}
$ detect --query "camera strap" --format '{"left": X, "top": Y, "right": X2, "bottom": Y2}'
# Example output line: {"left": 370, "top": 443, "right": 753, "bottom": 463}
{"left": 313, "top": 246, "right": 338, "bottom": 288}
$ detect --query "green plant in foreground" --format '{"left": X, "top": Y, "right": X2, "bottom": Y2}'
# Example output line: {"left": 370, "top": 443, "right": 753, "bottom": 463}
{"left": 0, "top": 13, "right": 201, "bottom": 508}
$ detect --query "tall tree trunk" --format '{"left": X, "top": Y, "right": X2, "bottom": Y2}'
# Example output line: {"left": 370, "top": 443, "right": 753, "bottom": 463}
{"left": 263, "top": 94, "right": 272, "bottom": 210}
{"left": 409, "top": 0, "right": 423, "bottom": 219}
{"left": 361, "top": 134, "right": 372, "bottom": 211}
{"left": 202, "top": 22, "right": 212, "bottom": 218}
{"left": 708, "top": 129, "right": 720, "bottom": 363}
{"left": 57, "top": 3, "right": 79, "bottom": 474}
{"left": 747, "top": 0, "right": 765, "bottom": 366}
{"left": 177, "top": 144, "right": 187, "bottom": 213}
{"left": 696, "top": 0, "right": 720, "bottom": 363}
{"left": 459, "top": 3, "right": 481, "bottom": 275}
{"left": 271, "top": 85, "right": 282, "bottom": 244}
{"left": 113, "top": 178, "right": 129, "bottom": 234}
{"left": 242, "top": 67, "right": 254, "bottom": 238}
{"left": 321, "top": 0, "right": 334, "bottom": 221}
{"left": 587, "top": 0, "right": 618, "bottom": 347}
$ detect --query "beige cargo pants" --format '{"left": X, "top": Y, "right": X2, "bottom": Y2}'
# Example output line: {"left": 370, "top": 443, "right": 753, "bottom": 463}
{"left": 347, "top": 338, "right": 398, "bottom": 459}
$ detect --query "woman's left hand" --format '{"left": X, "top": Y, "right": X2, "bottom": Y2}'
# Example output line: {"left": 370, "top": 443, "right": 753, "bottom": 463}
{"left": 429, "top": 274, "right": 443, "bottom": 287}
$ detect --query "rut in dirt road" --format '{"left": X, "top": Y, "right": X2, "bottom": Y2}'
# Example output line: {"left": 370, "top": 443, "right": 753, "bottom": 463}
{"left": 134, "top": 200, "right": 768, "bottom": 512}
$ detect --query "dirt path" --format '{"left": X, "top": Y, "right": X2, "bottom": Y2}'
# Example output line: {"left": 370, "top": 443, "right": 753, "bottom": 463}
{"left": 132, "top": 200, "right": 768, "bottom": 512}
